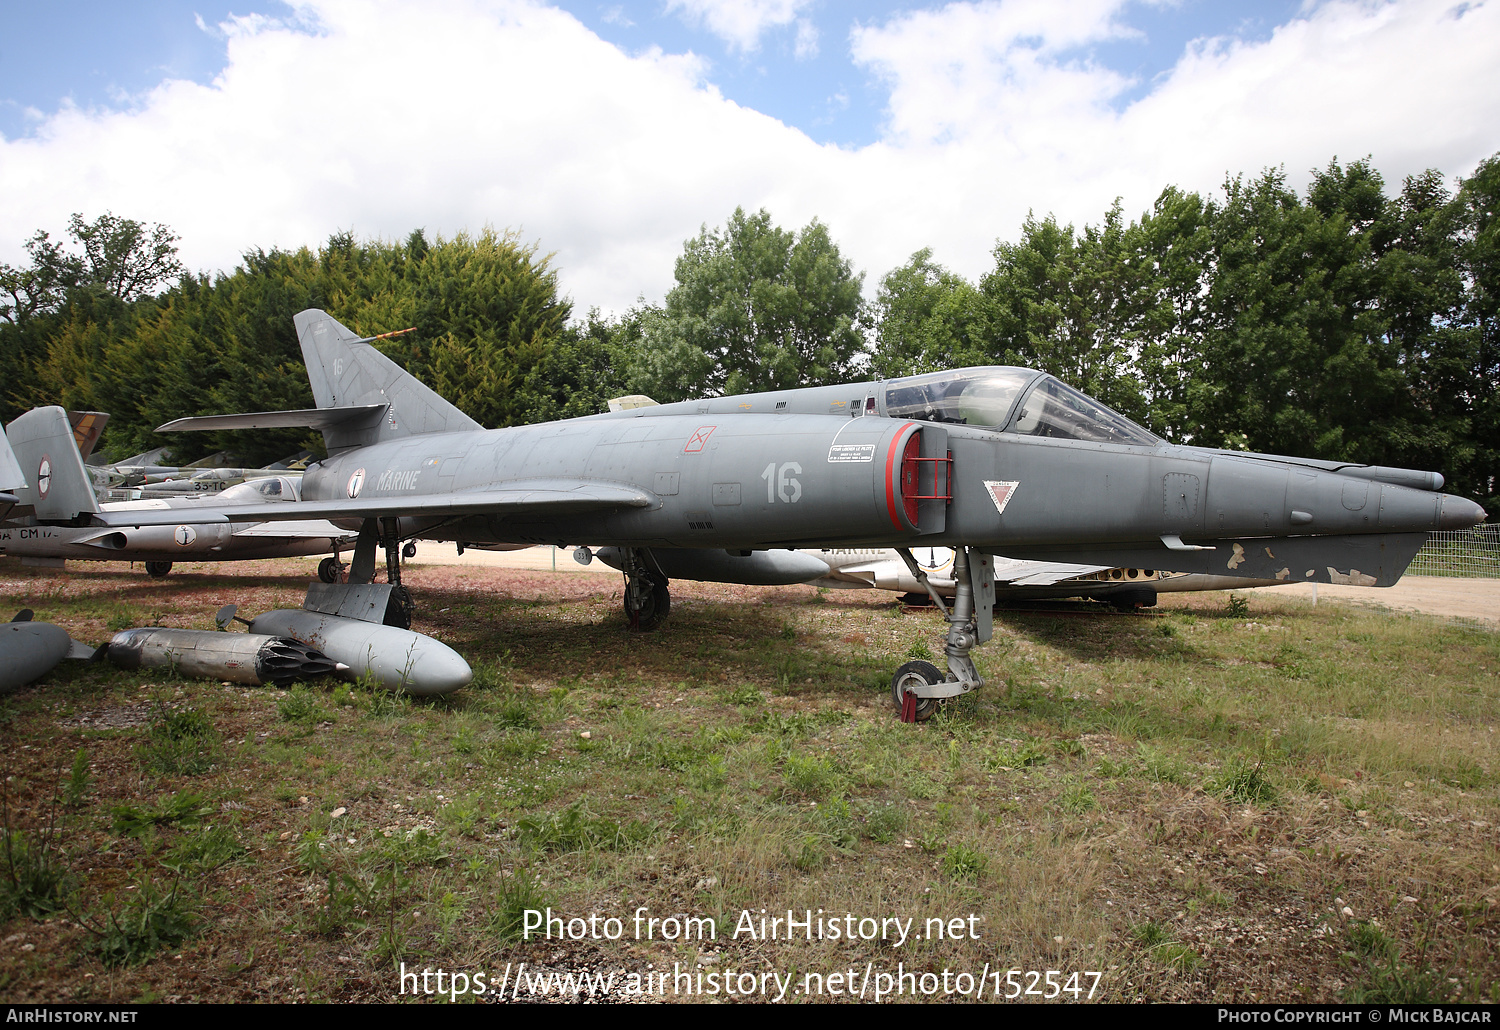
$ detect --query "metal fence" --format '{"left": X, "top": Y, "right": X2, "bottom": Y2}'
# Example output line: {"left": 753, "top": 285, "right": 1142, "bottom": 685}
{"left": 1407, "top": 524, "right": 1500, "bottom": 578}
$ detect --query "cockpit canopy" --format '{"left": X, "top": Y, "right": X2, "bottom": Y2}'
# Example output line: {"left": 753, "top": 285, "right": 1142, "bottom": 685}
{"left": 216, "top": 476, "right": 300, "bottom": 504}
{"left": 883, "top": 368, "right": 1158, "bottom": 447}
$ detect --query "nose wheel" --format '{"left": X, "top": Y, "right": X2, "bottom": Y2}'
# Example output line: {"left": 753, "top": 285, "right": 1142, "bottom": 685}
{"left": 889, "top": 546, "right": 991, "bottom": 723}
{"left": 891, "top": 660, "right": 942, "bottom": 722}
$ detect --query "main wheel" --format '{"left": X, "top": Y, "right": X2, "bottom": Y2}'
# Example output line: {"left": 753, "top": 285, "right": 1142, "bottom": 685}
{"left": 402, "top": 542, "right": 417, "bottom": 559}
{"left": 144, "top": 561, "right": 173, "bottom": 579}
{"left": 318, "top": 557, "right": 345, "bottom": 584}
{"left": 890, "top": 659, "right": 943, "bottom": 722}
{"left": 626, "top": 575, "right": 671, "bottom": 632}
{"left": 383, "top": 585, "right": 414, "bottom": 630}
{"left": 1108, "top": 587, "right": 1157, "bottom": 611}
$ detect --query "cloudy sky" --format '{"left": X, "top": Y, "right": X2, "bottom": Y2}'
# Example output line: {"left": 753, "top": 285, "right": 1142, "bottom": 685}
{"left": 2, "top": 0, "right": 1498, "bottom": 315}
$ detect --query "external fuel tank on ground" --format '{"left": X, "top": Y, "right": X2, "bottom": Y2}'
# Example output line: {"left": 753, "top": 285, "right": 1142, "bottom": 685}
{"left": 105, "top": 627, "right": 341, "bottom": 686}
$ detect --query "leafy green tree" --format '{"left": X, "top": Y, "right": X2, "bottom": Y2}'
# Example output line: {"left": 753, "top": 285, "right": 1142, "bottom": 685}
{"left": 870, "top": 248, "right": 985, "bottom": 379}
{"left": 415, "top": 229, "right": 571, "bottom": 428}
{"left": 1, "top": 213, "right": 183, "bottom": 424}
{"left": 517, "top": 308, "right": 632, "bottom": 423}
{"left": 977, "top": 204, "right": 1153, "bottom": 422}
{"left": 1193, "top": 161, "right": 1456, "bottom": 464}
{"left": 1455, "top": 155, "right": 1500, "bottom": 508}
{"left": 634, "top": 207, "right": 866, "bottom": 399}
{"left": 66, "top": 212, "right": 184, "bottom": 302}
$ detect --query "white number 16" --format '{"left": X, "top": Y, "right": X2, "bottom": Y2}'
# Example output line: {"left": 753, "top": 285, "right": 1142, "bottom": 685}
{"left": 761, "top": 462, "right": 803, "bottom": 503}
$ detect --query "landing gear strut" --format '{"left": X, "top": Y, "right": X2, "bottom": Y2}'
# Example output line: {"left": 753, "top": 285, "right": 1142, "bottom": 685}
{"left": 381, "top": 517, "right": 414, "bottom": 629}
{"left": 890, "top": 546, "right": 993, "bottom": 723}
{"left": 618, "top": 547, "right": 670, "bottom": 632}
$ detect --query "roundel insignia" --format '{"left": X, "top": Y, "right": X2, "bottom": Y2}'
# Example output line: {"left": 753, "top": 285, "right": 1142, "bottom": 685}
{"left": 174, "top": 525, "right": 197, "bottom": 547}
{"left": 915, "top": 547, "right": 954, "bottom": 572}
{"left": 348, "top": 468, "right": 366, "bottom": 498}
{"left": 36, "top": 456, "right": 52, "bottom": 499}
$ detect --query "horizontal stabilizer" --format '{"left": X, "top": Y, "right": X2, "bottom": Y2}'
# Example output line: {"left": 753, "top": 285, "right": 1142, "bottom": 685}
{"left": 157, "top": 405, "right": 388, "bottom": 433}
{"left": 92, "top": 480, "right": 654, "bottom": 528}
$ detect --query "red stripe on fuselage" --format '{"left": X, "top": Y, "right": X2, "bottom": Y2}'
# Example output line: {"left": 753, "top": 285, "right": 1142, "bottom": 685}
{"left": 884, "top": 423, "right": 915, "bottom": 531}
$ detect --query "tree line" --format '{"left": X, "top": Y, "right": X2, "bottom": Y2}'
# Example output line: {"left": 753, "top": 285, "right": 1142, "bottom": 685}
{"left": 2, "top": 152, "right": 1496, "bottom": 510}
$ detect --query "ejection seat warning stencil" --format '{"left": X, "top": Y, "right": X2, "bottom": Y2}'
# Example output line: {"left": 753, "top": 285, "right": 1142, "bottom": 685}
{"left": 684, "top": 426, "right": 716, "bottom": 453}
{"left": 984, "top": 480, "right": 1019, "bottom": 514}
{"left": 828, "top": 443, "right": 877, "bottom": 463}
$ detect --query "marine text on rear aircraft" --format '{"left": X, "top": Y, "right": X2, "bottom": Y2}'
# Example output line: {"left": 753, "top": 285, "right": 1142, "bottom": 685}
{"left": 376, "top": 469, "right": 421, "bottom": 491}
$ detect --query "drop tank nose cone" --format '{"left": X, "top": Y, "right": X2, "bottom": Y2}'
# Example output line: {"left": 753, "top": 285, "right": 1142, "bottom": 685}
{"left": 1439, "top": 495, "right": 1488, "bottom": 531}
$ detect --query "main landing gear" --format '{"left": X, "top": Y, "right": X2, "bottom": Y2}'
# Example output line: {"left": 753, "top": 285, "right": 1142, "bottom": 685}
{"left": 347, "top": 518, "right": 414, "bottom": 630}
{"left": 318, "top": 556, "right": 347, "bottom": 584}
{"left": 890, "top": 546, "right": 994, "bottom": 723}
{"left": 617, "top": 547, "right": 670, "bottom": 632}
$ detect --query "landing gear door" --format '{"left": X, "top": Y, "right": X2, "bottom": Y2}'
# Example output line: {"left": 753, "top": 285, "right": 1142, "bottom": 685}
{"left": 970, "top": 550, "right": 994, "bottom": 644}
{"left": 917, "top": 425, "right": 949, "bottom": 535}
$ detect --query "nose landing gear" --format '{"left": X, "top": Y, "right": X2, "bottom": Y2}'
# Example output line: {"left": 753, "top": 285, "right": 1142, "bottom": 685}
{"left": 890, "top": 547, "right": 993, "bottom": 723}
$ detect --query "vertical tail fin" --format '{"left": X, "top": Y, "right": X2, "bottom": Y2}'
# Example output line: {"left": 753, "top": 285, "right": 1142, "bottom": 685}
{"left": 5, "top": 406, "right": 101, "bottom": 521}
{"left": 293, "top": 309, "right": 481, "bottom": 451}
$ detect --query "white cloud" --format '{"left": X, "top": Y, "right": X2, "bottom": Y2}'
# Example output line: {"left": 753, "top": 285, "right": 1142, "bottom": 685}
{"left": 0, "top": 0, "right": 1497, "bottom": 318}
{"left": 840, "top": 0, "right": 1500, "bottom": 280}
{"left": 793, "top": 17, "right": 819, "bottom": 59}
{"left": 663, "top": 0, "right": 814, "bottom": 52}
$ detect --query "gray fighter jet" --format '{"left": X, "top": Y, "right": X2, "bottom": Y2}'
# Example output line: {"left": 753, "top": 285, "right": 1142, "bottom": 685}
{"left": 87, "top": 310, "right": 1485, "bottom": 719}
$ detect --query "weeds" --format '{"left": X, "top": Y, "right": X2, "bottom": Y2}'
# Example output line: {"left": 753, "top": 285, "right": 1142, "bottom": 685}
{"left": 1059, "top": 782, "right": 1097, "bottom": 815}
{"left": 941, "top": 843, "right": 988, "bottom": 881}
{"left": 111, "top": 793, "right": 215, "bottom": 837}
{"left": 277, "top": 689, "right": 321, "bottom": 723}
{"left": 0, "top": 779, "right": 73, "bottom": 920}
{"left": 137, "top": 704, "right": 221, "bottom": 776}
{"left": 0, "top": 828, "right": 73, "bottom": 919}
{"left": 783, "top": 753, "right": 840, "bottom": 796}
{"left": 1207, "top": 760, "right": 1278, "bottom": 806}
{"left": 93, "top": 881, "right": 198, "bottom": 967}
{"left": 860, "top": 802, "right": 907, "bottom": 843}
{"left": 515, "top": 802, "right": 652, "bottom": 853}
{"left": 64, "top": 748, "right": 91, "bottom": 808}
{"left": 1226, "top": 595, "right": 1251, "bottom": 618}
{"left": 162, "top": 825, "right": 244, "bottom": 873}
{"left": 491, "top": 868, "right": 551, "bottom": 943}
{"left": 1130, "top": 921, "right": 1200, "bottom": 971}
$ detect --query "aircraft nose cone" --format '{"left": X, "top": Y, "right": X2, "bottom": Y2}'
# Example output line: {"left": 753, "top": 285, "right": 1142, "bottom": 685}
{"left": 1438, "top": 495, "right": 1488, "bottom": 530}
